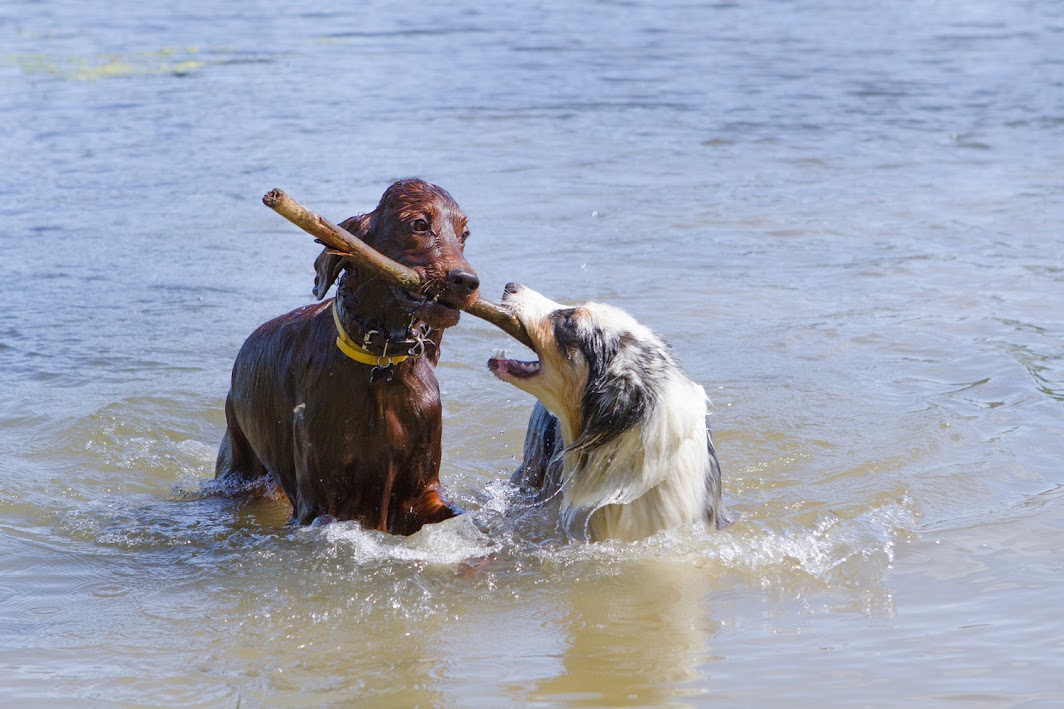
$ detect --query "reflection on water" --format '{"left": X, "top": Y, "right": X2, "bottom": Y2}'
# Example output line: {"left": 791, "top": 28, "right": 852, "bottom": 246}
{"left": 2, "top": 0, "right": 1064, "bottom": 705}
{"left": 526, "top": 560, "right": 718, "bottom": 707}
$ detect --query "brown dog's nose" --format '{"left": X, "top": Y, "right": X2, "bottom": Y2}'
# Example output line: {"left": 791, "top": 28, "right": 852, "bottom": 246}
{"left": 446, "top": 268, "right": 480, "bottom": 295}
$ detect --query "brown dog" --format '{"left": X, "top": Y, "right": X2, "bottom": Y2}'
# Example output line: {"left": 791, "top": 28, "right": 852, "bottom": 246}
{"left": 215, "top": 179, "right": 479, "bottom": 533}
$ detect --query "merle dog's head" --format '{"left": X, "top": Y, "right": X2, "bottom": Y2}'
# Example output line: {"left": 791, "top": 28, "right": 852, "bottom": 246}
{"left": 488, "top": 283, "right": 675, "bottom": 451}
{"left": 313, "top": 179, "right": 479, "bottom": 330}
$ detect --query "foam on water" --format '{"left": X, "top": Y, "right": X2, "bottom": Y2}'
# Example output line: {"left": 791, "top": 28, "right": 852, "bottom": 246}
{"left": 46, "top": 457, "right": 916, "bottom": 619}
{"left": 316, "top": 514, "right": 502, "bottom": 566}
{"left": 275, "top": 478, "right": 919, "bottom": 607}
{"left": 28, "top": 384, "right": 920, "bottom": 620}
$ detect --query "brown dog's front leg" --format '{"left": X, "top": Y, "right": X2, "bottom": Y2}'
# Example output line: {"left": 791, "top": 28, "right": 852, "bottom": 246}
{"left": 406, "top": 483, "right": 462, "bottom": 529}
{"left": 291, "top": 403, "right": 322, "bottom": 524}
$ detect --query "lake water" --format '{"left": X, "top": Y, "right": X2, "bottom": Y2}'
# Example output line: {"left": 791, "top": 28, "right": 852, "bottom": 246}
{"left": 2, "top": 0, "right": 1063, "bottom": 706}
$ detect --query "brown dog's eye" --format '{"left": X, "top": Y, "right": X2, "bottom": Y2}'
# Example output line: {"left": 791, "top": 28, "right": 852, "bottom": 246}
{"left": 461, "top": 229, "right": 470, "bottom": 241}
{"left": 411, "top": 218, "right": 430, "bottom": 232}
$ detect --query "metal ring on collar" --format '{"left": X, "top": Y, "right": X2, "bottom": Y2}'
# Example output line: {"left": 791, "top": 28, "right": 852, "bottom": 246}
{"left": 408, "top": 337, "right": 426, "bottom": 359}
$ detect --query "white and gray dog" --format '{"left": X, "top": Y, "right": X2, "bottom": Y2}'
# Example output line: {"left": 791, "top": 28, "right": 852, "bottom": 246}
{"left": 488, "top": 283, "right": 728, "bottom": 542}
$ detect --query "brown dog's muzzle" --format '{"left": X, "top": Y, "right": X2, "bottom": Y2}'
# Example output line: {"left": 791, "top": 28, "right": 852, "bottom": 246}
{"left": 406, "top": 258, "right": 481, "bottom": 329}
{"left": 443, "top": 267, "right": 480, "bottom": 305}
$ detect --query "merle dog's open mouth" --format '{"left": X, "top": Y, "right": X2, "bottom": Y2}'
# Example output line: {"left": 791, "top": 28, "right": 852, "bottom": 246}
{"left": 487, "top": 296, "right": 540, "bottom": 379}
{"left": 488, "top": 351, "right": 542, "bottom": 379}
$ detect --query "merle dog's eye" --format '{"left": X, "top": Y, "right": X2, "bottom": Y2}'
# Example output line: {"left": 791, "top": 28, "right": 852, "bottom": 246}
{"left": 553, "top": 310, "right": 581, "bottom": 354}
{"left": 555, "top": 310, "right": 577, "bottom": 332}
{"left": 411, "top": 218, "right": 430, "bottom": 232}
{"left": 461, "top": 229, "right": 471, "bottom": 241}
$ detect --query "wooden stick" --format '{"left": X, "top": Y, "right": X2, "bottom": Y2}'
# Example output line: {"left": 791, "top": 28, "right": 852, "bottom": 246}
{"left": 467, "top": 297, "right": 534, "bottom": 351}
{"left": 262, "top": 188, "right": 422, "bottom": 291}
{"left": 262, "top": 188, "right": 534, "bottom": 350}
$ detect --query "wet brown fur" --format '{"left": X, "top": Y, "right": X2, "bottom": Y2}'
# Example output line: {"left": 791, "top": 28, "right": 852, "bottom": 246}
{"left": 215, "top": 179, "right": 479, "bottom": 533}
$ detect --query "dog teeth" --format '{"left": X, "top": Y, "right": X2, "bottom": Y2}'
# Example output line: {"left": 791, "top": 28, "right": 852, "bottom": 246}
{"left": 493, "top": 349, "right": 507, "bottom": 360}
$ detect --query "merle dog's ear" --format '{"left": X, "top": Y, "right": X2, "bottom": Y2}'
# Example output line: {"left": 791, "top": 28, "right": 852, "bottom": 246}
{"left": 312, "top": 214, "right": 371, "bottom": 300}
{"left": 573, "top": 332, "right": 656, "bottom": 452}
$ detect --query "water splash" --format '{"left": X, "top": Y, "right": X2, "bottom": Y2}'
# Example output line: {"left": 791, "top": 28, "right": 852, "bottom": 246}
{"left": 315, "top": 515, "right": 502, "bottom": 566}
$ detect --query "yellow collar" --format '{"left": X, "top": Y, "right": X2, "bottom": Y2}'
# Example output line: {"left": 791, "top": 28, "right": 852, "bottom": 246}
{"left": 332, "top": 300, "right": 410, "bottom": 367}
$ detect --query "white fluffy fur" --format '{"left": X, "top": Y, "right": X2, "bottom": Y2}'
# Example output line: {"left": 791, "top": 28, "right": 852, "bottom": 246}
{"left": 564, "top": 376, "right": 718, "bottom": 542}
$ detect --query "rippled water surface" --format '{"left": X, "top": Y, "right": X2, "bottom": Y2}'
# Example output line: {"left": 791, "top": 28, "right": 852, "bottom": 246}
{"left": 2, "top": 1, "right": 1063, "bottom": 706}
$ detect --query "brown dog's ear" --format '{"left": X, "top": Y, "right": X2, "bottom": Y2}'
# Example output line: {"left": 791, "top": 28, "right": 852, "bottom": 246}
{"left": 311, "top": 214, "right": 372, "bottom": 300}
{"left": 312, "top": 248, "right": 345, "bottom": 300}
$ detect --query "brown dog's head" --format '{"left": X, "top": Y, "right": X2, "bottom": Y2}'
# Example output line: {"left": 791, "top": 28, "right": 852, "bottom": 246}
{"left": 314, "top": 179, "right": 479, "bottom": 330}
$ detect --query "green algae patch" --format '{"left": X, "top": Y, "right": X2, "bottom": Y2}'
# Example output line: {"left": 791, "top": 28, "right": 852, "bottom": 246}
{"left": 10, "top": 48, "right": 208, "bottom": 81}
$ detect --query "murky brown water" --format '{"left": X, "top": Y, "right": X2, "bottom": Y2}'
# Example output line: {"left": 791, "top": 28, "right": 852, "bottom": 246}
{"left": 2, "top": 0, "right": 1063, "bottom": 706}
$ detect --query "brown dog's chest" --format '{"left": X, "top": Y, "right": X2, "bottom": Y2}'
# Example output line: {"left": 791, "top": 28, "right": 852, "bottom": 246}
{"left": 319, "top": 361, "right": 442, "bottom": 457}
